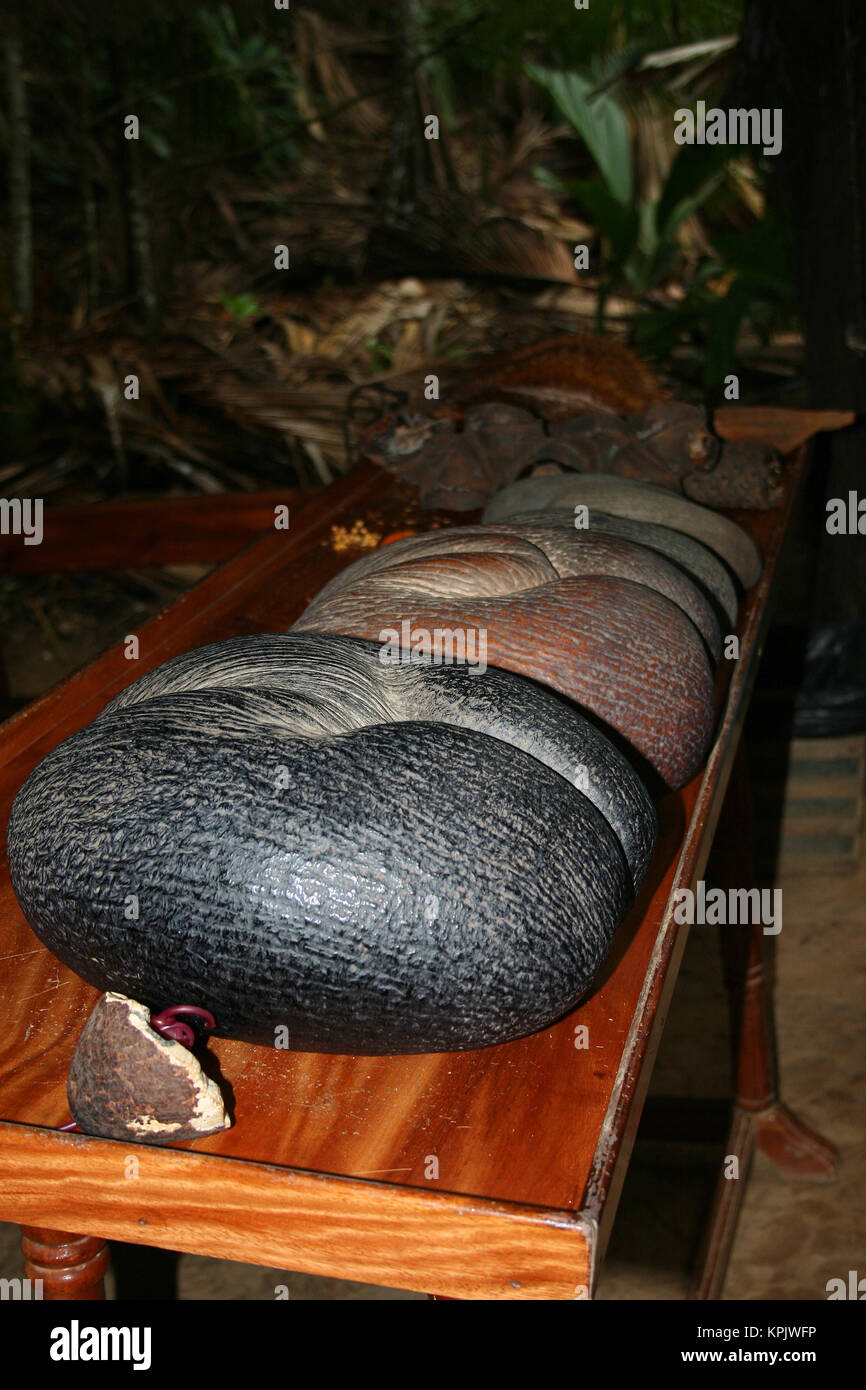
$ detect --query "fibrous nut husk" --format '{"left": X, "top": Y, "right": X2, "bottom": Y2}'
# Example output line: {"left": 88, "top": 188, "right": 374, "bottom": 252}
{"left": 365, "top": 400, "right": 785, "bottom": 512}
{"left": 67, "top": 992, "right": 230, "bottom": 1144}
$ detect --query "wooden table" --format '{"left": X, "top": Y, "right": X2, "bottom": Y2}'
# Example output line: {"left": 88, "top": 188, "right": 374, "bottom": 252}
{"left": 0, "top": 452, "right": 838, "bottom": 1300}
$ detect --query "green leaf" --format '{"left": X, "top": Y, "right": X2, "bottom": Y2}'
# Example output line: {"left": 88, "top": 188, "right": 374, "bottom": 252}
{"left": 531, "top": 166, "right": 566, "bottom": 192}
{"left": 656, "top": 141, "right": 731, "bottom": 234}
{"left": 527, "top": 65, "right": 632, "bottom": 205}
{"left": 365, "top": 338, "right": 395, "bottom": 370}
{"left": 219, "top": 293, "right": 260, "bottom": 323}
{"left": 636, "top": 198, "right": 659, "bottom": 257}
{"left": 142, "top": 129, "right": 171, "bottom": 159}
{"left": 566, "top": 178, "right": 639, "bottom": 264}
{"left": 712, "top": 213, "right": 797, "bottom": 298}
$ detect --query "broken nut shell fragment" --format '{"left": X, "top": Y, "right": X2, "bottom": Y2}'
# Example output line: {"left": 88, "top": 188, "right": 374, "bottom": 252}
{"left": 67, "top": 992, "right": 231, "bottom": 1143}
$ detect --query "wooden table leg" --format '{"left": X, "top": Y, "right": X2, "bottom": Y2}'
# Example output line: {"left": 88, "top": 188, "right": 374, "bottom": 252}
{"left": 692, "top": 743, "right": 839, "bottom": 1299}
{"left": 726, "top": 913, "right": 839, "bottom": 1179}
{"left": 20, "top": 1227, "right": 109, "bottom": 1300}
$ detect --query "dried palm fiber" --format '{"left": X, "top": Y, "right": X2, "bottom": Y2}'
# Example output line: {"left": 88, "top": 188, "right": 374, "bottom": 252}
{"left": 450, "top": 334, "right": 668, "bottom": 419}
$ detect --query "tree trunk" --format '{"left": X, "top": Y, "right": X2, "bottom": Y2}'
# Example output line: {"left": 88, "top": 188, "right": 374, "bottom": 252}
{"left": 79, "top": 66, "right": 100, "bottom": 321}
{"left": 110, "top": 41, "right": 159, "bottom": 333}
{"left": 363, "top": 0, "right": 442, "bottom": 278}
{"left": 4, "top": 17, "right": 33, "bottom": 325}
{"left": 0, "top": 246, "right": 36, "bottom": 467}
{"left": 731, "top": 0, "right": 866, "bottom": 626}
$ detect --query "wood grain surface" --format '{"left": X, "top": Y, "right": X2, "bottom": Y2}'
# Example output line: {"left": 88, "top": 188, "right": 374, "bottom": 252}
{"left": 713, "top": 406, "right": 854, "bottom": 453}
{"left": 0, "top": 445, "right": 805, "bottom": 1297}
{"left": 2, "top": 1126, "right": 592, "bottom": 1300}
{"left": 0, "top": 488, "right": 314, "bottom": 574}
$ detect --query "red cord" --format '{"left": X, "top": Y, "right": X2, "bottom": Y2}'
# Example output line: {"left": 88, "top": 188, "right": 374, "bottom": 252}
{"left": 149, "top": 1004, "right": 216, "bottom": 1049}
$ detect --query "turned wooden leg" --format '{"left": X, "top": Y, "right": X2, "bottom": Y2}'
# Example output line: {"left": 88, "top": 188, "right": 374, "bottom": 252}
{"left": 20, "top": 1226, "right": 109, "bottom": 1300}
{"left": 693, "top": 744, "right": 839, "bottom": 1299}
{"left": 724, "top": 911, "right": 838, "bottom": 1179}
{"left": 714, "top": 745, "right": 839, "bottom": 1179}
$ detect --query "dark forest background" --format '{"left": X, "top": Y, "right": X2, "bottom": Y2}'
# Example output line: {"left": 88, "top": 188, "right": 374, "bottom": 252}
{"left": 4, "top": 0, "right": 839, "bottom": 499}
{"left": 1, "top": 0, "right": 864, "bottom": 650}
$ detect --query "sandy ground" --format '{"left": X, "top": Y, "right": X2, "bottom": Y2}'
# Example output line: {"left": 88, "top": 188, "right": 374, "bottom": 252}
{"left": 598, "top": 845, "right": 865, "bottom": 1301}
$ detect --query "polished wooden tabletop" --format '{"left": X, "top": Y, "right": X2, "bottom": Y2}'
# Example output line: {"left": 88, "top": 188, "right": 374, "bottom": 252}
{"left": 0, "top": 447, "right": 804, "bottom": 1298}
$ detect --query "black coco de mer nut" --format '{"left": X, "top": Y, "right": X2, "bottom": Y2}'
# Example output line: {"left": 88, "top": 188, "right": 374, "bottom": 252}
{"left": 7, "top": 633, "right": 658, "bottom": 1055}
